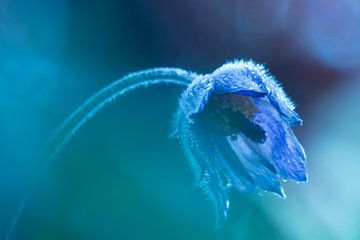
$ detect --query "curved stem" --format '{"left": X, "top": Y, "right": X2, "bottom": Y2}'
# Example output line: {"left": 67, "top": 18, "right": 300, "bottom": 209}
{"left": 6, "top": 67, "right": 197, "bottom": 240}
{"left": 48, "top": 67, "right": 196, "bottom": 160}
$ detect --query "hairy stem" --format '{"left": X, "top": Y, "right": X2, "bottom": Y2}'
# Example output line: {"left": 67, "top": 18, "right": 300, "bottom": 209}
{"left": 6, "top": 67, "right": 197, "bottom": 240}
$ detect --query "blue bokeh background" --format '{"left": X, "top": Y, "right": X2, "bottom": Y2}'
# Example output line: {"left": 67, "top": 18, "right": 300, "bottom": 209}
{"left": 1, "top": 0, "right": 360, "bottom": 239}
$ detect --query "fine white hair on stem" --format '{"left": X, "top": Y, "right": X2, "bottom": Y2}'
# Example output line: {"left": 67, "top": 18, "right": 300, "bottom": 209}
{"left": 6, "top": 67, "right": 196, "bottom": 240}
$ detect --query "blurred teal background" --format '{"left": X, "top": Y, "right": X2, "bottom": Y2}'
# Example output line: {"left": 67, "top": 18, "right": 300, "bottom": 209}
{"left": 1, "top": 0, "right": 360, "bottom": 239}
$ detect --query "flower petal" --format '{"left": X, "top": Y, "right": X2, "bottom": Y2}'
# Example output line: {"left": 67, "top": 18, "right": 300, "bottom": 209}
{"left": 180, "top": 75, "right": 214, "bottom": 115}
{"left": 227, "top": 135, "right": 285, "bottom": 197}
{"left": 261, "top": 74, "right": 303, "bottom": 125}
{"left": 178, "top": 115, "right": 230, "bottom": 226}
{"left": 212, "top": 134, "right": 256, "bottom": 193}
{"left": 211, "top": 61, "right": 269, "bottom": 96}
{"left": 252, "top": 98, "right": 307, "bottom": 181}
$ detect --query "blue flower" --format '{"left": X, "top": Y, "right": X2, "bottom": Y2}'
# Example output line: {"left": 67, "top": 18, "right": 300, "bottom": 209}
{"left": 7, "top": 62, "right": 308, "bottom": 239}
{"left": 174, "top": 60, "right": 307, "bottom": 226}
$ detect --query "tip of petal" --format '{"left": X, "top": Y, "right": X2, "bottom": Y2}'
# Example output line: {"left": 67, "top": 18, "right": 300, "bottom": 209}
{"left": 287, "top": 169, "right": 308, "bottom": 183}
{"left": 289, "top": 116, "right": 303, "bottom": 126}
{"left": 259, "top": 186, "right": 286, "bottom": 199}
{"left": 214, "top": 199, "right": 230, "bottom": 228}
{"left": 279, "top": 191, "right": 287, "bottom": 199}
{"left": 296, "top": 173, "right": 309, "bottom": 183}
{"left": 274, "top": 186, "right": 286, "bottom": 199}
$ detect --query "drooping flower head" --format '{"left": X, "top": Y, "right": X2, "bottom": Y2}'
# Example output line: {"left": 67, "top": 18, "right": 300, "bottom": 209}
{"left": 174, "top": 60, "right": 307, "bottom": 226}
{"left": 7, "top": 61, "right": 308, "bottom": 239}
